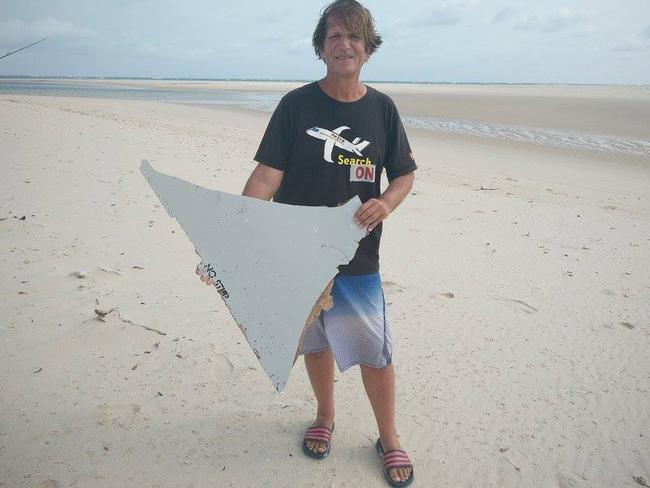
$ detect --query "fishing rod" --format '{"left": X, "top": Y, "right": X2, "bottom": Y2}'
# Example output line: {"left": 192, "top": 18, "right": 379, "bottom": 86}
{"left": 0, "top": 37, "right": 49, "bottom": 61}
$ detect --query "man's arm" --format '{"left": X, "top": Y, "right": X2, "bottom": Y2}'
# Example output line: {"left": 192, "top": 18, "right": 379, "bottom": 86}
{"left": 355, "top": 171, "right": 415, "bottom": 232}
{"left": 242, "top": 163, "right": 284, "bottom": 200}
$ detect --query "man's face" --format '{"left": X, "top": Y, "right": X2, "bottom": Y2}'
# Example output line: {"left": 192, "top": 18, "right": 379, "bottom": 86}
{"left": 320, "top": 16, "right": 368, "bottom": 78}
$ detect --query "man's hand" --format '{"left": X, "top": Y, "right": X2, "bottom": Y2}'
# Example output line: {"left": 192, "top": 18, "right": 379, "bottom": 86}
{"left": 354, "top": 172, "right": 415, "bottom": 232}
{"left": 195, "top": 264, "right": 214, "bottom": 286}
{"left": 355, "top": 198, "right": 390, "bottom": 232}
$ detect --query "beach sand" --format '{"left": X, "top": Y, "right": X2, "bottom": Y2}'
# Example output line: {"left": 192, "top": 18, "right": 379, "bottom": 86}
{"left": 1, "top": 83, "right": 649, "bottom": 487}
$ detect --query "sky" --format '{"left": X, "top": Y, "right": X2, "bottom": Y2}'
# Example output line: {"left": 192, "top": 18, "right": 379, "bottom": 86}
{"left": 0, "top": 0, "right": 649, "bottom": 84}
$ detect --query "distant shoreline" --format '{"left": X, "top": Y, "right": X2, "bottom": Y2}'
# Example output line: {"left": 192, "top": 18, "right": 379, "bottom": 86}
{"left": 1, "top": 75, "right": 648, "bottom": 87}
{"left": 2, "top": 79, "right": 649, "bottom": 158}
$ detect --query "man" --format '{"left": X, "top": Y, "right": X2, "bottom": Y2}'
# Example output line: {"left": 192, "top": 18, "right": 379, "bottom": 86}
{"left": 203, "top": 1, "right": 416, "bottom": 485}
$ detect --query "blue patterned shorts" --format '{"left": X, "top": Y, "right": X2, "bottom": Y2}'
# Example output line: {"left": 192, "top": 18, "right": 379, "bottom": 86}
{"left": 300, "top": 272, "right": 392, "bottom": 372}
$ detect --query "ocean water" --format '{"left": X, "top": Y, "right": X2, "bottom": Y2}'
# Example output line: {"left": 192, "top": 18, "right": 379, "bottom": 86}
{"left": 402, "top": 116, "right": 650, "bottom": 158}
{"left": 2, "top": 79, "right": 649, "bottom": 158}
{"left": 0, "top": 79, "right": 283, "bottom": 111}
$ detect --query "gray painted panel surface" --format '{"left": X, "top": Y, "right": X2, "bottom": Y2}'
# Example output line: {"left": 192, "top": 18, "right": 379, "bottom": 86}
{"left": 140, "top": 161, "right": 365, "bottom": 391}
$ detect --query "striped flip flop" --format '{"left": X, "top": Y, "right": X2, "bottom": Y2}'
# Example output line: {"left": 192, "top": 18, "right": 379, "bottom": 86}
{"left": 376, "top": 438, "right": 414, "bottom": 487}
{"left": 302, "top": 423, "right": 335, "bottom": 460}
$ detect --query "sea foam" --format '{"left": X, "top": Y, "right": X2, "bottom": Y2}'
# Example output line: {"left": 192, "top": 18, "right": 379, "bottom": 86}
{"left": 402, "top": 116, "right": 650, "bottom": 158}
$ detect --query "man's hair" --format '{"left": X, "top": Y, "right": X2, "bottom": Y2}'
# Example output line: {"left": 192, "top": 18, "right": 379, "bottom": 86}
{"left": 312, "top": 0, "right": 382, "bottom": 59}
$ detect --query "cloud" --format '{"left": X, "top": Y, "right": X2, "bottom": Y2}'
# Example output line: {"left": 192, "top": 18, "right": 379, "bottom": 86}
{"left": 255, "top": 33, "right": 287, "bottom": 44}
{"left": 252, "top": 31, "right": 313, "bottom": 55}
{"left": 411, "top": 1, "right": 473, "bottom": 27}
{"left": 493, "top": 7, "right": 516, "bottom": 24}
{"left": 611, "top": 41, "right": 647, "bottom": 53}
{"left": 514, "top": 8, "right": 585, "bottom": 33}
{"left": 173, "top": 47, "right": 218, "bottom": 60}
{"left": 286, "top": 37, "right": 312, "bottom": 55}
{"left": 254, "top": 11, "right": 289, "bottom": 23}
{"left": 381, "top": 18, "right": 410, "bottom": 47}
{"left": 0, "top": 18, "right": 94, "bottom": 46}
{"left": 612, "top": 27, "right": 650, "bottom": 53}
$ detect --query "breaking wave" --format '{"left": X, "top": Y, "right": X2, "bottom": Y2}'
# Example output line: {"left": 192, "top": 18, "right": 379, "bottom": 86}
{"left": 402, "top": 116, "right": 650, "bottom": 158}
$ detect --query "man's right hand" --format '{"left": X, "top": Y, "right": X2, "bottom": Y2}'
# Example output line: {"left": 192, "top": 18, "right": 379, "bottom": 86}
{"left": 195, "top": 263, "right": 214, "bottom": 286}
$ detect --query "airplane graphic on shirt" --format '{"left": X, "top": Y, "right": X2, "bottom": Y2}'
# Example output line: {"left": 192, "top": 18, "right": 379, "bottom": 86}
{"left": 306, "top": 126, "right": 370, "bottom": 163}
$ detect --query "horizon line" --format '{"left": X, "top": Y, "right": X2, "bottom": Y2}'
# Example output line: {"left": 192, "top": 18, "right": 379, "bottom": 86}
{"left": 0, "top": 75, "right": 649, "bottom": 87}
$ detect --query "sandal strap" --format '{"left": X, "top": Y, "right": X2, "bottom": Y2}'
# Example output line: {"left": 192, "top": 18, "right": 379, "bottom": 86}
{"left": 382, "top": 450, "right": 412, "bottom": 470}
{"left": 304, "top": 426, "right": 332, "bottom": 443}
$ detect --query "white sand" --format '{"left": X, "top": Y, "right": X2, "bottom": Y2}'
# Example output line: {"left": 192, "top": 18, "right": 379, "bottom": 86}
{"left": 1, "top": 84, "right": 649, "bottom": 487}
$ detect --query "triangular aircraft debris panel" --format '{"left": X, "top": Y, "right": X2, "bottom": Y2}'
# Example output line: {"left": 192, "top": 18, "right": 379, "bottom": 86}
{"left": 139, "top": 160, "right": 365, "bottom": 391}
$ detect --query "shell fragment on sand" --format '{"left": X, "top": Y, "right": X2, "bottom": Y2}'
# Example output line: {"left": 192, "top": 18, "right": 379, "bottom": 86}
{"left": 139, "top": 160, "right": 365, "bottom": 391}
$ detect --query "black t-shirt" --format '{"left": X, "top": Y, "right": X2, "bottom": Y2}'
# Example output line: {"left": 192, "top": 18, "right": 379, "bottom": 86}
{"left": 254, "top": 81, "right": 416, "bottom": 275}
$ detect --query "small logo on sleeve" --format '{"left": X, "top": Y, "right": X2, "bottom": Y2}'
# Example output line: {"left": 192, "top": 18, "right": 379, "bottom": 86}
{"left": 350, "top": 164, "right": 376, "bottom": 183}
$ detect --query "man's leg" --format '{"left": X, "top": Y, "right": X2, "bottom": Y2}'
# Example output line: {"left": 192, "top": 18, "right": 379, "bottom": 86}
{"left": 361, "top": 364, "right": 412, "bottom": 483}
{"left": 304, "top": 350, "right": 336, "bottom": 454}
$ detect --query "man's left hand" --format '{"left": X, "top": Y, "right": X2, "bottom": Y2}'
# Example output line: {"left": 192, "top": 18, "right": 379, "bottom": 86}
{"left": 355, "top": 198, "right": 390, "bottom": 232}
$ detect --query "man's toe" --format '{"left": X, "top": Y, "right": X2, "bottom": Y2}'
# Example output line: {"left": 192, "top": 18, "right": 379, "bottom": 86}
{"left": 307, "top": 440, "right": 325, "bottom": 454}
{"left": 390, "top": 468, "right": 402, "bottom": 482}
{"left": 390, "top": 467, "right": 411, "bottom": 482}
